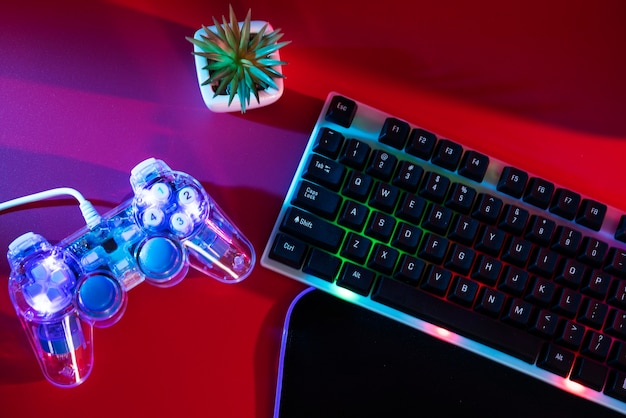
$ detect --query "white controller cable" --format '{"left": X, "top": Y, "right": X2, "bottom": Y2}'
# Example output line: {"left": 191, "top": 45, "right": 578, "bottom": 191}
{"left": 0, "top": 188, "right": 102, "bottom": 228}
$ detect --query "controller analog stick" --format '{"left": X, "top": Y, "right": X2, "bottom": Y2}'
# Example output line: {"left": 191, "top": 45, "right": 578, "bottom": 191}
{"left": 77, "top": 274, "right": 123, "bottom": 321}
{"left": 137, "top": 236, "right": 184, "bottom": 280}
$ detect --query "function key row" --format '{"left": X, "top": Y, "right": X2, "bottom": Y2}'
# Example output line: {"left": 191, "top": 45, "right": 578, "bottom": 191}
{"left": 323, "top": 99, "right": 624, "bottom": 237}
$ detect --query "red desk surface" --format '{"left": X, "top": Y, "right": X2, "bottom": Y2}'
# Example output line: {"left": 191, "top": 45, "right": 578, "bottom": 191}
{"left": 1, "top": 1, "right": 625, "bottom": 417}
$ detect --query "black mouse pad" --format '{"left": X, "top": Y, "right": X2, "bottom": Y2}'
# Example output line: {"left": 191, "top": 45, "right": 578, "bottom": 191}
{"left": 274, "top": 288, "right": 623, "bottom": 418}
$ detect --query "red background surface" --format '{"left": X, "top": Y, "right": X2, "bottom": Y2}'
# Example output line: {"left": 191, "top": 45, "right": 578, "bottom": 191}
{"left": 1, "top": 1, "right": 625, "bottom": 417}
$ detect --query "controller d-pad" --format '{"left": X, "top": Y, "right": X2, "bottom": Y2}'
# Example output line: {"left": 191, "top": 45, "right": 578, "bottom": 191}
{"left": 24, "top": 260, "right": 75, "bottom": 314}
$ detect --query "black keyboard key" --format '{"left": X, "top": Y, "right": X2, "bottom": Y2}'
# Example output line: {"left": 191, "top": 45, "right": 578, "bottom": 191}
{"left": 538, "top": 344, "right": 575, "bottom": 377}
{"left": 579, "top": 237, "right": 608, "bottom": 267}
{"left": 343, "top": 171, "right": 373, "bottom": 202}
{"left": 550, "top": 188, "right": 581, "bottom": 220}
{"left": 497, "top": 166, "right": 528, "bottom": 198}
{"left": 337, "top": 262, "right": 376, "bottom": 296}
{"left": 571, "top": 358, "right": 608, "bottom": 391}
{"left": 394, "top": 255, "right": 426, "bottom": 285}
{"left": 314, "top": 128, "right": 344, "bottom": 159}
{"left": 472, "top": 193, "right": 502, "bottom": 224}
{"left": 369, "top": 182, "right": 400, "bottom": 213}
{"left": 498, "top": 266, "right": 529, "bottom": 297}
{"left": 406, "top": 128, "right": 436, "bottom": 160}
{"left": 392, "top": 222, "right": 422, "bottom": 253}
{"left": 458, "top": 150, "right": 489, "bottom": 182}
{"left": 325, "top": 95, "right": 357, "bottom": 127}
{"left": 525, "top": 215, "right": 555, "bottom": 246}
{"left": 303, "top": 249, "right": 341, "bottom": 282}
{"left": 293, "top": 180, "right": 341, "bottom": 219}
{"left": 501, "top": 235, "right": 532, "bottom": 266}
{"left": 444, "top": 244, "right": 475, "bottom": 276}
{"left": 303, "top": 154, "right": 346, "bottom": 191}
{"left": 445, "top": 182, "right": 476, "bottom": 214}
{"left": 419, "top": 171, "right": 450, "bottom": 203}
{"left": 499, "top": 204, "right": 529, "bottom": 235}
{"left": 475, "top": 225, "right": 506, "bottom": 257}
{"left": 341, "top": 233, "right": 372, "bottom": 264}
{"left": 268, "top": 233, "right": 308, "bottom": 269}
{"left": 418, "top": 233, "right": 449, "bottom": 264}
{"left": 577, "top": 198, "right": 607, "bottom": 231}
{"left": 421, "top": 265, "right": 452, "bottom": 296}
{"left": 396, "top": 193, "right": 427, "bottom": 224}
{"left": 552, "top": 226, "right": 582, "bottom": 256}
{"left": 605, "top": 371, "right": 626, "bottom": 402}
{"left": 393, "top": 161, "right": 423, "bottom": 192}
{"left": 524, "top": 177, "right": 555, "bottom": 209}
{"left": 379, "top": 117, "right": 410, "bottom": 149}
{"left": 372, "top": 277, "right": 544, "bottom": 364}
{"left": 367, "top": 149, "right": 398, "bottom": 181}
{"left": 448, "top": 214, "right": 479, "bottom": 246}
{"left": 422, "top": 204, "right": 453, "bottom": 235}
{"left": 368, "top": 243, "right": 399, "bottom": 275}
{"left": 280, "top": 207, "right": 345, "bottom": 252}
{"left": 432, "top": 139, "right": 463, "bottom": 171}
{"left": 338, "top": 200, "right": 369, "bottom": 232}
{"left": 365, "top": 211, "right": 396, "bottom": 242}
{"left": 340, "top": 138, "right": 371, "bottom": 170}
{"left": 606, "top": 248, "right": 626, "bottom": 278}
{"left": 448, "top": 276, "right": 479, "bottom": 306}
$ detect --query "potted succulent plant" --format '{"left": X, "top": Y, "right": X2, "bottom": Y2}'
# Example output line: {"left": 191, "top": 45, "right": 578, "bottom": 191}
{"left": 186, "top": 5, "right": 290, "bottom": 113}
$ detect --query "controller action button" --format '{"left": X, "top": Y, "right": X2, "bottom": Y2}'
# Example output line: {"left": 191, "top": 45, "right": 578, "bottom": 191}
{"left": 149, "top": 182, "right": 171, "bottom": 202}
{"left": 77, "top": 275, "right": 122, "bottom": 319}
{"left": 170, "top": 212, "right": 194, "bottom": 236}
{"left": 142, "top": 208, "right": 165, "bottom": 228}
{"left": 137, "top": 237, "right": 183, "bottom": 280}
{"left": 177, "top": 187, "right": 199, "bottom": 206}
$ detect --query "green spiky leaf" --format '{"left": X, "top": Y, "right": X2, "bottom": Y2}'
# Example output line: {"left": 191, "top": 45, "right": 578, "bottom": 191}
{"left": 186, "top": 4, "right": 291, "bottom": 113}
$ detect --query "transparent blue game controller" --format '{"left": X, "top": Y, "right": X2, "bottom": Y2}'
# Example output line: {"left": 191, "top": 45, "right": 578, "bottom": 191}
{"left": 7, "top": 158, "right": 255, "bottom": 387}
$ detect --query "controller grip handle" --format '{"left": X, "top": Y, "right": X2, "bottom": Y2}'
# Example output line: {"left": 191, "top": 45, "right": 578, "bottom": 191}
{"left": 23, "top": 313, "right": 93, "bottom": 387}
{"left": 185, "top": 203, "right": 255, "bottom": 283}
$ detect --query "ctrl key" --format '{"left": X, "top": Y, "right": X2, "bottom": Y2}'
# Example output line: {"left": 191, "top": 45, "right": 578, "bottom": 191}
{"left": 269, "top": 233, "right": 308, "bottom": 269}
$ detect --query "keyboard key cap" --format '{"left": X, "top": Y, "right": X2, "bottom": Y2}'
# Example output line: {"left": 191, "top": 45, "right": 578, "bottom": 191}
{"left": 268, "top": 233, "right": 308, "bottom": 269}
{"left": 325, "top": 95, "right": 357, "bottom": 127}
{"left": 550, "top": 188, "right": 581, "bottom": 220}
{"left": 406, "top": 128, "right": 436, "bottom": 160}
{"left": 337, "top": 262, "right": 376, "bottom": 295}
{"left": 432, "top": 139, "right": 463, "bottom": 171}
{"left": 379, "top": 117, "right": 410, "bottom": 149}
{"left": 524, "top": 177, "right": 555, "bottom": 209}
{"left": 458, "top": 150, "right": 489, "bottom": 182}
{"left": 293, "top": 180, "right": 341, "bottom": 218}
{"left": 314, "top": 128, "right": 344, "bottom": 159}
{"left": 497, "top": 166, "right": 528, "bottom": 198}
{"left": 303, "top": 249, "right": 341, "bottom": 282}
{"left": 280, "top": 207, "right": 345, "bottom": 252}
{"left": 538, "top": 344, "right": 575, "bottom": 377}
{"left": 577, "top": 199, "right": 607, "bottom": 231}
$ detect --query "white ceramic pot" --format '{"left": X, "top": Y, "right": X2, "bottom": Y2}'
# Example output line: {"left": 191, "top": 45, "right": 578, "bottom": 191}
{"left": 192, "top": 21, "right": 285, "bottom": 112}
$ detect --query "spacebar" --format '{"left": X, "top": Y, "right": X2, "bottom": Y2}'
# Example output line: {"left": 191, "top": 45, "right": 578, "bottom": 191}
{"left": 371, "top": 277, "right": 543, "bottom": 364}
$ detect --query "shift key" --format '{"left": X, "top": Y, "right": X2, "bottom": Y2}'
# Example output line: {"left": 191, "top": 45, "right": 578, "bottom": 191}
{"left": 280, "top": 207, "right": 345, "bottom": 252}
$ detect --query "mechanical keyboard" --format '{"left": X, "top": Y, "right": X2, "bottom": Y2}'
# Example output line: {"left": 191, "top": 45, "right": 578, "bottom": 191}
{"left": 261, "top": 92, "right": 626, "bottom": 415}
